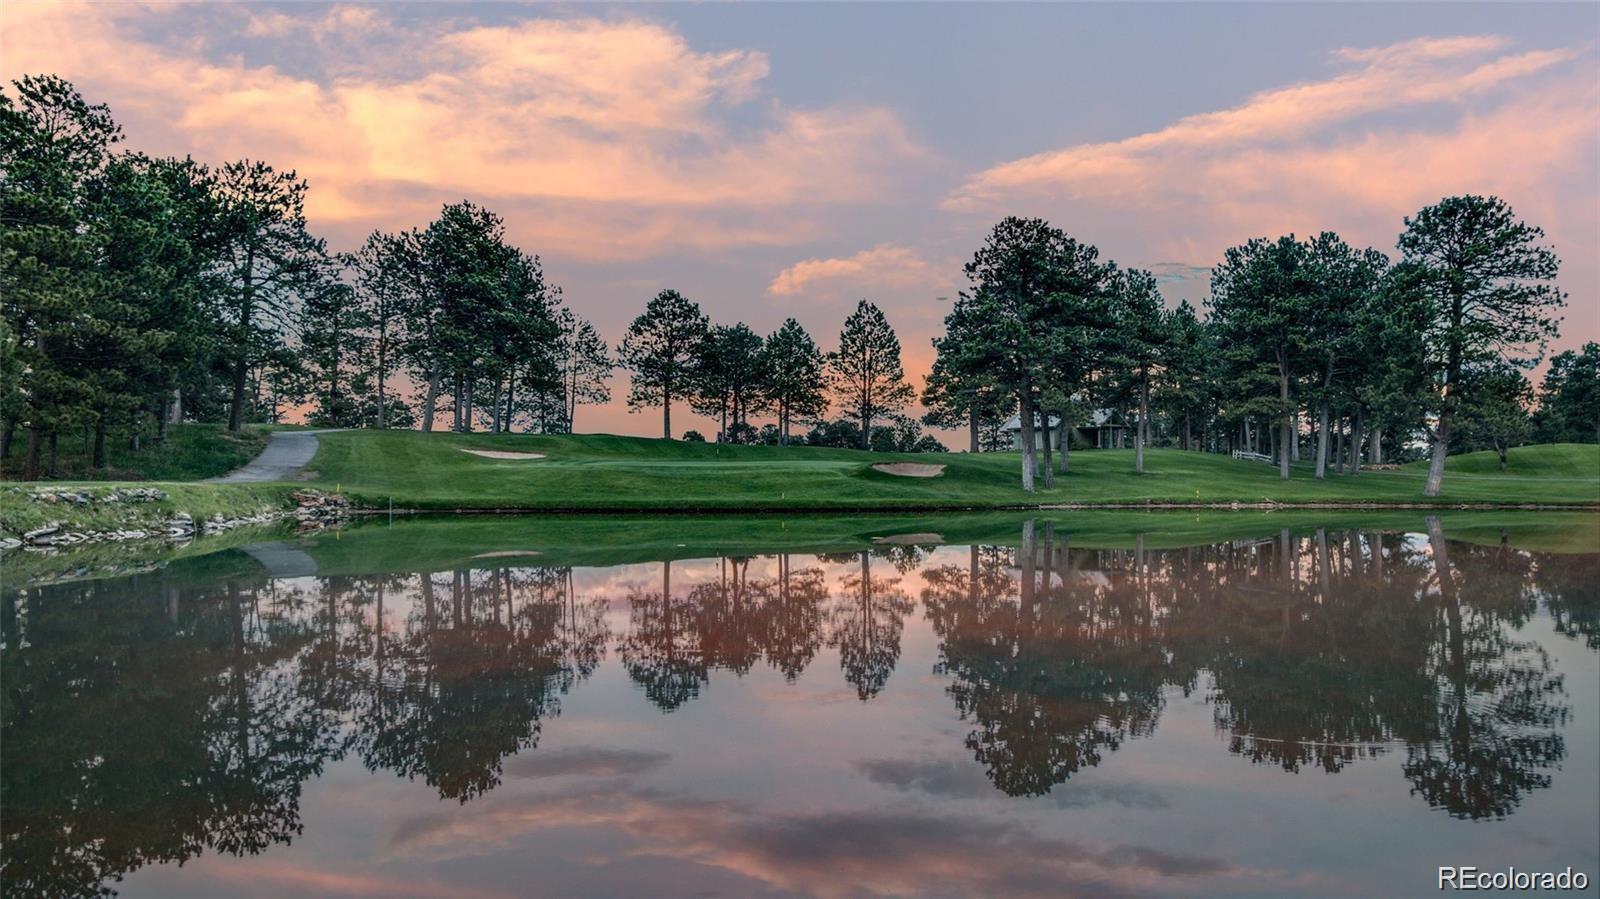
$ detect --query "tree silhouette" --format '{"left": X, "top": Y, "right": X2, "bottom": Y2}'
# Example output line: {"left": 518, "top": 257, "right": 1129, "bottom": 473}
{"left": 828, "top": 551, "right": 913, "bottom": 700}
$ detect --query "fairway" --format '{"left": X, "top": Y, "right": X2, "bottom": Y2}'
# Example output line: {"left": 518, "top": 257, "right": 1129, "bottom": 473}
{"left": 300, "top": 430, "right": 1600, "bottom": 511}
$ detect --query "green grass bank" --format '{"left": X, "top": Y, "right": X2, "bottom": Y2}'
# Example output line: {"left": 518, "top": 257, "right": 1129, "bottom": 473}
{"left": 1, "top": 422, "right": 269, "bottom": 482}
{"left": 2, "top": 432, "right": 1594, "bottom": 542}
{"left": 301, "top": 431, "right": 1599, "bottom": 512}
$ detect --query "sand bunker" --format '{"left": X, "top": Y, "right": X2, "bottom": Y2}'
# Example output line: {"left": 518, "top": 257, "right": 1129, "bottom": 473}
{"left": 872, "top": 533, "right": 944, "bottom": 545}
{"left": 871, "top": 462, "right": 946, "bottom": 478}
{"left": 472, "top": 550, "right": 544, "bottom": 559}
{"left": 460, "top": 449, "right": 546, "bottom": 460}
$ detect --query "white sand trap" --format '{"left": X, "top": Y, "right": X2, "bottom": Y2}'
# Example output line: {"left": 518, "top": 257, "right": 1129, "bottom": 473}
{"left": 473, "top": 550, "right": 544, "bottom": 559}
{"left": 460, "top": 449, "right": 546, "bottom": 460}
{"left": 871, "top": 462, "right": 946, "bottom": 478}
{"left": 873, "top": 533, "right": 944, "bottom": 545}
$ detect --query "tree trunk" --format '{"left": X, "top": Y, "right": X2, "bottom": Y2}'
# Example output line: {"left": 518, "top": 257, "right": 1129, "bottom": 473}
{"left": 663, "top": 381, "right": 673, "bottom": 439}
{"left": 1018, "top": 389, "right": 1037, "bottom": 493}
{"left": 375, "top": 320, "right": 388, "bottom": 430}
{"left": 93, "top": 414, "right": 107, "bottom": 469}
{"left": 1496, "top": 440, "right": 1507, "bottom": 472}
{"left": 1337, "top": 416, "right": 1348, "bottom": 474}
{"left": 1290, "top": 409, "right": 1300, "bottom": 461}
{"left": 1314, "top": 399, "right": 1330, "bottom": 480}
{"left": 1040, "top": 411, "right": 1054, "bottom": 489}
{"left": 1370, "top": 425, "right": 1383, "bottom": 465}
{"left": 463, "top": 379, "right": 474, "bottom": 432}
{"left": 1350, "top": 407, "right": 1364, "bottom": 476}
{"left": 48, "top": 431, "right": 59, "bottom": 478}
{"left": 1060, "top": 423, "right": 1070, "bottom": 473}
{"left": 504, "top": 371, "right": 516, "bottom": 433}
{"left": 968, "top": 407, "right": 979, "bottom": 453}
{"left": 1135, "top": 369, "right": 1149, "bottom": 474}
{"left": 24, "top": 425, "right": 41, "bottom": 480}
{"left": 1277, "top": 353, "right": 1291, "bottom": 480}
{"left": 421, "top": 371, "right": 439, "bottom": 432}
{"left": 0, "top": 420, "right": 12, "bottom": 463}
{"left": 1424, "top": 413, "right": 1451, "bottom": 497}
{"left": 228, "top": 250, "right": 254, "bottom": 432}
{"left": 229, "top": 355, "right": 249, "bottom": 432}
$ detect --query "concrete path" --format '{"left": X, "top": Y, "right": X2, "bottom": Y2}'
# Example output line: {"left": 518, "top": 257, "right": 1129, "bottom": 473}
{"left": 210, "top": 429, "right": 335, "bottom": 483}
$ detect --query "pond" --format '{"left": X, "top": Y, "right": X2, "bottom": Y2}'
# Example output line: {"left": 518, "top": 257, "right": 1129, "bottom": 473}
{"left": 3, "top": 512, "right": 1597, "bottom": 898}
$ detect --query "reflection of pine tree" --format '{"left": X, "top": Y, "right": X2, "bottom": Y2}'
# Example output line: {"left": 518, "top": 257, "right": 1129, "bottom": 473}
{"left": 765, "top": 555, "right": 828, "bottom": 681}
{"left": 619, "top": 561, "right": 708, "bottom": 711}
{"left": 0, "top": 557, "right": 339, "bottom": 896}
{"left": 1537, "top": 553, "right": 1600, "bottom": 650}
{"left": 352, "top": 568, "right": 578, "bottom": 802}
{"left": 693, "top": 557, "right": 768, "bottom": 676}
{"left": 1176, "top": 530, "right": 1438, "bottom": 773}
{"left": 927, "top": 526, "right": 1167, "bottom": 796}
{"left": 1403, "top": 520, "right": 1569, "bottom": 820}
{"left": 828, "top": 551, "right": 913, "bottom": 701}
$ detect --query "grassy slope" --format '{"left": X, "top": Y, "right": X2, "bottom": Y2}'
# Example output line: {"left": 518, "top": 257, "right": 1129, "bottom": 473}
{"left": 304, "top": 430, "right": 1600, "bottom": 511}
{"left": 0, "top": 423, "right": 269, "bottom": 482}
{"left": 0, "top": 482, "right": 298, "bottom": 537}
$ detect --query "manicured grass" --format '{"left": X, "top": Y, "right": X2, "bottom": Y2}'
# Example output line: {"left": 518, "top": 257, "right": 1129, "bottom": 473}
{"left": 302, "top": 430, "right": 1600, "bottom": 511}
{"left": 0, "top": 423, "right": 269, "bottom": 482}
{"left": 1409, "top": 443, "right": 1600, "bottom": 479}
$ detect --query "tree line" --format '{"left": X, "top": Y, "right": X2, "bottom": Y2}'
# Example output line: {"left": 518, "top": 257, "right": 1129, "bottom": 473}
{"left": 4, "top": 75, "right": 1593, "bottom": 488}
{"left": 618, "top": 293, "right": 941, "bottom": 451}
{"left": 0, "top": 75, "right": 949, "bottom": 480}
{"left": 1, "top": 76, "right": 620, "bottom": 479}
{"left": 930, "top": 207, "right": 1588, "bottom": 495}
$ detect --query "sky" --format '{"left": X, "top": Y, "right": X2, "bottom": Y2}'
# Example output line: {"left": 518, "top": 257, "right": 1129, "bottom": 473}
{"left": 3, "top": 1, "right": 1597, "bottom": 438}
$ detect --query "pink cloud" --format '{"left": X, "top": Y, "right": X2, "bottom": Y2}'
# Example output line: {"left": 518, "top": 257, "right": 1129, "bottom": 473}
{"left": 768, "top": 244, "right": 941, "bottom": 297}
{"left": 946, "top": 35, "right": 1584, "bottom": 209}
{"left": 1, "top": 3, "right": 928, "bottom": 261}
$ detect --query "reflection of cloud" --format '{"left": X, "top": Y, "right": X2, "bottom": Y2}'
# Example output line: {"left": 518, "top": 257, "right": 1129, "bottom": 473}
{"left": 855, "top": 755, "right": 1171, "bottom": 809}
{"left": 502, "top": 746, "right": 670, "bottom": 780}
{"left": 2, "top": 4, "right": 928, "bottom": 260}
{"left": 206, "top": 860, "right": 514, "bottom": 898}
{"left": 768, "top": 244, "right": 940, "bottom": 297}
{"left": 386, "top": 785, "right": 1237, "bottom": 896}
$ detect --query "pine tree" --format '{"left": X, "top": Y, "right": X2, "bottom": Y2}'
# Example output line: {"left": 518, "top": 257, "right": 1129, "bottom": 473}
{"left": 828, "top": 300, "right": 914, "bottom": 450}
{"left": 762, "top": 318, "right": 827, "bottom": 446}
{"left": 618, "top": 289, "right": 709, "bottom": 439}
{"left": 1397, "top": 196, "right": 1565, "bottom": 496}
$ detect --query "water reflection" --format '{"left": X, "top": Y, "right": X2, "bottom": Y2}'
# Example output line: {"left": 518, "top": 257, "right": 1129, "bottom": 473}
{"left": 2, "top": 518, "right": 1595, "bottom": 896}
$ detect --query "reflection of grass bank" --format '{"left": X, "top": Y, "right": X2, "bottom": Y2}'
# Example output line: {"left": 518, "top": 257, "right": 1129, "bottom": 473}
{"left": 290, "top": 509, "right": 1600, "bottom": 575}
{"left": 302, "top": 431, "right": 1600, "bottom": 511}
{"left": 0, "top": 520, "right": 296, "bottom": 589}
{"left": 0, "top": 483, "right": 298, "bottom": 542}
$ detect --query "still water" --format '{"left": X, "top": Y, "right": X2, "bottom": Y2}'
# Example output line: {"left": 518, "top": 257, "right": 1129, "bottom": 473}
{"left": 3, "top": 514, "right": 1597, "bottom": 898}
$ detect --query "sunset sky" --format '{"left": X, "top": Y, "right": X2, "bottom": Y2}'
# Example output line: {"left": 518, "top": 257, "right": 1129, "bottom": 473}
{"left": 4, "top": 1, "right": 1597, "bottom": 437}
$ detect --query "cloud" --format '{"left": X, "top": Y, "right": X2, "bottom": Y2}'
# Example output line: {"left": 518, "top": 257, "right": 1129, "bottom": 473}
{"left": 768, "top": 244, "right": 938, "bottom": 297}
{"left": 854, "top": 754, "right": 1172, "bottom": 809}
{"left": 502, "top": 746, "right": 671, "bottom": 780}
{"left": 1, "top": 4, "right": 928, "bottom": 260}
{"left": 244, "top": 5, "right": 381, "bottom": 40}
{"left": 946, "top": 35, "right": 1585, "bottom": 210}
{"left": 386, "top": 786, "right": 1239, "bottom": 896}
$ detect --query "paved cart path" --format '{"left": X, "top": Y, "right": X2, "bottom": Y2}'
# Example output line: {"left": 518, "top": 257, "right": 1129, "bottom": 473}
{"left": 210, "top": 430, "right": 338, "bottom": 483}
